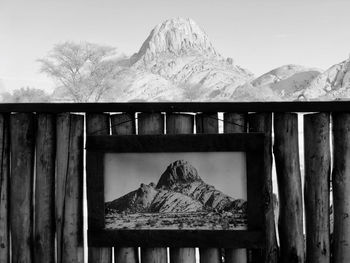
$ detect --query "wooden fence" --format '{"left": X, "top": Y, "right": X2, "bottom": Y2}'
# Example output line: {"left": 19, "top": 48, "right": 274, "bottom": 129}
{"left": 0, "top": 102, "right": 348, "bottom": 263}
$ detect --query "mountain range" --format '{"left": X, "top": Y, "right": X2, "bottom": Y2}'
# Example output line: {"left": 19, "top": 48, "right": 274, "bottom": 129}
{"left": 2, "top": 17, "right": 350, "bottom": 101}
{"left": 97, "top": 17, "right": 350, "bottom": 102}
{"left": 105, "top": 160, "right": 246, "bottom": 215}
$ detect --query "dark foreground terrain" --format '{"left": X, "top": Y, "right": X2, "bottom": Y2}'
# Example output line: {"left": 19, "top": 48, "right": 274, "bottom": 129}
{"left": 105, "top": 211, "right": 247, "bottom": 230}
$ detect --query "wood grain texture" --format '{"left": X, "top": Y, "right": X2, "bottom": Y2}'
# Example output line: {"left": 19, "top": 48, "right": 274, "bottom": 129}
{"left": 166, "top": 113, "right": 194, "bottom": 135}
{"left": 304, "top": 113, "right": 330, "bottom": 263}
{"left": 111, "top": 113, "right": 138, "bottom": 263}
{"left": 111, "top": 113, "right": 135, "bottom": 135}
{"left": 332, "top": 113, "right": 350, "bottom": 263}
{"left": 223, "top": 112, "right": 247, "bottom": 133}
{"left": 86, "top": 113, "right": 112, "bottom": 263}
{"left": 10, "top": 113, "right": 35, "bottom": 263}
{"left": 56, "top": 113, "right": 84, "bottom": 263}
{"left": 248, "top": 113, "right": 278, "bottom": 263}
{"left": 0, "top": 114, "right": 9, "bottom": 263}
{"left": 196, "top": 113, "right": 218, "bottom": 134}
{"left": 223, "top": 113, "right": 247, "bottom": 263}
{"left": 34, "top": 114, "right": 56, "bottom": 263}
{"left": 167, "top": 113, "right": 196, "bottom": 263}
{"left": 115, "top": 247, "right": 139, "bottom": 263}
{"left": 273, "top": 113, "right": 304, "bottom": 263}
{"left": 141, "top": 248, "right": 167, "bottom": 263}
{"left": 138, "top": 113, "right": 164, "bottom": 135}
{"left": 196, "top": 112, "right": 221, "bottom": 263}
{"left": 138, "top": 112, "right": 167, "bottom": 263}
{"left": 199, "top": 248, "right": 220, "bottom": 263}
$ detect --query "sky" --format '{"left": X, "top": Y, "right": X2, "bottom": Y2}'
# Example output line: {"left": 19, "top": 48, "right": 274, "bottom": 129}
{"left": 1, "top": 0, "right": 350, "bottom": 92}
{"left": 104, "top": 152, "right": 247, "bottom": 202}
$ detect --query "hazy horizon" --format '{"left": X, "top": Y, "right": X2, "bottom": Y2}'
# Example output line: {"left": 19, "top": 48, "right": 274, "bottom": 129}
{"left": 1, "top": 0, "right": 350, "bottom": 92}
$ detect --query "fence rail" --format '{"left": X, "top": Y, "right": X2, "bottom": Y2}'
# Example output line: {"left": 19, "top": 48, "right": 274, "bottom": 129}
{"left": 0, "top": 102, "right": 345, "bottom": 263}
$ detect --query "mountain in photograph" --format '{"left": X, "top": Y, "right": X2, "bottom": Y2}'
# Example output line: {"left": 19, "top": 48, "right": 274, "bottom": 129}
{"left": 105, "top": 160, "right": 246, "bottom": 230}
{"left": 106, "top": 160, "right": 246, "bottom": 214}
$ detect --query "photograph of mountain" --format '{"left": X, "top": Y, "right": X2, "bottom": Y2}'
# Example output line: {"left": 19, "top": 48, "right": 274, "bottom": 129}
{"left": 104, "top": 152, "right": 247, "bottom": 230}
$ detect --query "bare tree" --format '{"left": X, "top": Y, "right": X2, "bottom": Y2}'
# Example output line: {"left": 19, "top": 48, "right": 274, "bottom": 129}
{"left": 38, "top": 41, "right": 122, "bottom": 102}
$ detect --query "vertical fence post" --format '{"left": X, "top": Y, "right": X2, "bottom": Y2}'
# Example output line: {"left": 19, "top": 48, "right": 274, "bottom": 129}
{"left": 10, "top": 113, "right": 35, "bottom": 263}
{"left": 56, "top": 113, "right": 84, "bottom": 263}
{"left": 34, "top": 114, "right": 56, "bottom": 263}
{"left": 304, "top": 113, "right": 330, "bottom": 263}
{"left": 196, "top": 113, "right": 221, "bottom": 263}
{"left": 0, "top": 114, "right": 9, "bottom": 263}
{"left": 248, "top": 113, "right": 278, "bottom": 263}
{"left": 111, "top": 113, "right": 139, "bottom": 263}
{"left": 332, "top": 113, "right": 350, "bottom": 262}
{"left": 86, "top": 113, "right": 112, "bottom": 263}
{"left": 223, "top": 112, "right": 248, "bottom": 263}
{"left": 273, "top": 113, "right": 304, "bottom": 263}
{"left": 167, "top": 113, "right": 196, "bottom": 263}
{"left": 138, "top": 112, "right": 167, "bottom": 263}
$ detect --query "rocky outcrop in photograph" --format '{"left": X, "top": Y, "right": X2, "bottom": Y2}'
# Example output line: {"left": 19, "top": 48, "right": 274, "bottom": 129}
{"left": 105, "top": 160, "right": 247, "bottom": 230}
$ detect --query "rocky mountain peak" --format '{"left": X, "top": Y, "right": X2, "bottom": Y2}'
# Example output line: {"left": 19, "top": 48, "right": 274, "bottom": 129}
{"left": 131, "top": 17, "right": 219, "bottom": 64}
{"left": 156, "top": 160, "right": 203, "bottom": 189}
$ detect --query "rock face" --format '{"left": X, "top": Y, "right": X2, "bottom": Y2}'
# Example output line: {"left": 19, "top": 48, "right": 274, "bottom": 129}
{"left": 103, "top": 17, "right": 254, "bottom": 102}
{"left": 301, "top": 57, "right": 350, "bottom": 100}
{"left": 231, "top": 65, "right": 322, "bottom": 101}
{"left": 130, "top": 18, "right": 219, "bottom": 65}
{"left": 157, "top": 160, "right": 203, "bottom": 189}
{"left": 106, "top": 160, "right": 246, "bottom": 214}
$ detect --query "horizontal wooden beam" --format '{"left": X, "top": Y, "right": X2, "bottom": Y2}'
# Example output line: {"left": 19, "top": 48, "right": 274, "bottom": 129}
{"left": 0, "top": 101, "right": 350, "bottom": 113}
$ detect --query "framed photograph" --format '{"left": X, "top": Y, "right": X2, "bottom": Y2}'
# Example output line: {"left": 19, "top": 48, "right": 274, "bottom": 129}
{"left": 86, "top": 133, "right": 265, "bottom": 248}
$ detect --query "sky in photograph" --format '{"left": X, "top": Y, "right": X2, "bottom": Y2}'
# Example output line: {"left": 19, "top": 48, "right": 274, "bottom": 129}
{"left": 1, "top": 0, "right": 350, "bottom": 91}
{"left": 104, "top": 152, "right": 247, "bottom": 202}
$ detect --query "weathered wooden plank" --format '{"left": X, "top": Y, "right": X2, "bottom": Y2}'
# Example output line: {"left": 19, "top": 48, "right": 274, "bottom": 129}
{"left": 166, "top": 113, "right": 194, "bottom": 135}
{"left": 223, "top": 113, "right": 248, "bottom": 263}
{"left": 248, "top": 113, "right": 279, "bottom": 263}
{"left": 0, "top": 114, "right": 9, "bottom": 263}
{"left": 332, "top": 112, "right": 350, "bottom": 263}
{"left": 56, "top": 113, "right": 84, "bottom": 263}
{"left": 34, "top": 114, "right": 56, "bottom": 263}
{"left": 196, "top": 112, "right": 221, "bottom": 263}
{"left": 196, "top": 113, "right": 218, "bottom": 134}
{"left": 273, "top": 113, "right": 304, "bottom": 263}
{"left": 111, "top": 113, "right": 135, "bottom": 135}
{"left": 167, "top": 113, "right": 196, "bottom": 263}
{"left": 170, "top": 248, "right": 195, "bottom": 263}
{"left": 138, "top": 113, "right": 164, "bottom": 135}
{"left": 86, "top": 113, "right": 112, "bottom": 263}
{"left": 115, "top": 248, "right": 139, "bottom": 263}
{"left": 223, "top": 112, "right": 247, "bottom": 133}
{"left": 138, "top": 112, "right": 167, "bottom": 263}
{"left": 10, "top": 113, "right": 35, "bottom": 263}
{"left": 141, "top": 248, "right": 167, "bottom": 263}
{"left": 111, "top": 113, "right": 139, "bottom": 263}
{"left": 199, "top": 249, "right": 220, "bottom": 263}
{"left": 304, "top": 113, "right": 330, "bottom": 263}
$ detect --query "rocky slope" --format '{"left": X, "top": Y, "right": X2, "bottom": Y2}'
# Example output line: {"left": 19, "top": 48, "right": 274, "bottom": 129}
{"left": 231, "top": 65, "right": 322, "bottom": 101}
{"left": 300, "top": 57, "right": 350, "bottom": 100}
{"left": 106, "top": 160, "right": 246, "bottom": 214}
{"left": 102, "top": 17, "right": 254, "bottom": 102}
